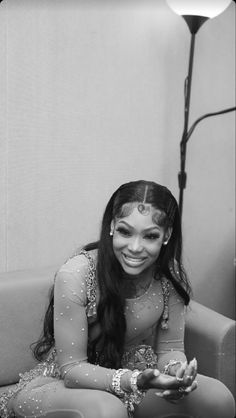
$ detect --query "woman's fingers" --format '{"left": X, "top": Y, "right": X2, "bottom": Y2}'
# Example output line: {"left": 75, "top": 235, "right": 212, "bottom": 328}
{"left": 176, "top": 361, "right": 187, "bottom": 382}
{"left": 155, "top": 378, "right": 198, "bottom": 401}
{"left": 138, "top": 368, "right": 179, "bottom": 390}
{"left": 137, "top": 368, "right": 160, "bottom": 390}
{"left": 137, "top": 359, "right": 198, "bottom": 392}
{"left": 186, "top": 379, "right": 198, "bottom": 393}
{"left": 156, "top": 372, "right": 189, "bottom": 389}
{"left": 183, "top": 358, "right": 198, "bottom": 385}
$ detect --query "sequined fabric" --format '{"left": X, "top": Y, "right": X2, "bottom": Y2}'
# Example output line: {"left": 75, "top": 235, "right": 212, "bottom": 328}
{"left": 0, "top": 349, "right": 60, "bottom": 418}
{"left": 121, "top": 345, "right": 158, "bottom": 417}
{"left": 80, "top": 250, "right": 97, "bottom": 317}
{"left": 122, "top": 344, "right": 158, "bottom": 371}
{"left": 0, "top": 250, "right": 172, "bottom": 418}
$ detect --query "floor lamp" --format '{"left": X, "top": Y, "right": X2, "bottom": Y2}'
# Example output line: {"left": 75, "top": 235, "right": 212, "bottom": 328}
{"left": 166, "top": 0, "right": 236, "bottom": 221}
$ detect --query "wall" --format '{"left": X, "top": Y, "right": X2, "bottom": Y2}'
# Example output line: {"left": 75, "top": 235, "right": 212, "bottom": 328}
{"left": 0, "top": 0, "right": 235, "bottom": 318}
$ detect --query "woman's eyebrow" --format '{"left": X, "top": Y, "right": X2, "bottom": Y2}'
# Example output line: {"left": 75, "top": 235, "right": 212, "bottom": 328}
{"left": 143, "top": 226, "right": 161, "bottom": 232}
{"left": 116, "top": 220, "right": 161, "bottom": 232}
{"left": 116, "top": 220, "right": 132, "bottom": 227}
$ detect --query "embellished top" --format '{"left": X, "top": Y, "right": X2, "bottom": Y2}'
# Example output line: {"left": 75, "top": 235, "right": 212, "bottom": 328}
{"left": 0, "top": 249, "right": 186, "bottom": 418}
{"left": 54, "top": 249, "right": 186, "bottom": 388}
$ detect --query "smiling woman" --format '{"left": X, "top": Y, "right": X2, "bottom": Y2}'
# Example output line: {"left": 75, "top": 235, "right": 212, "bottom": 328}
{"left": 2, "top": 180, "right": 235, "bottom": 418}
{"left": 111, "top": 204, "right": 171, "bottom": 291}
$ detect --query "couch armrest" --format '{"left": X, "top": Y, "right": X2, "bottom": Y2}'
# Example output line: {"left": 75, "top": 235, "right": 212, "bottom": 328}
{"left": 185, "top": 300, "right": 235, "bottom": 396}
{"left": 0, "top": 267, "right": 56, "bottom": 386}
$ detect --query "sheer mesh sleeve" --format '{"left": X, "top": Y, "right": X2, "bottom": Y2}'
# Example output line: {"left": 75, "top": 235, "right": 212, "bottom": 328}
{"left": 155, "top": 282, "right": 187, "bottom": 371}
{"left": 54, "top": 255, "right": 116, "bottom": 391}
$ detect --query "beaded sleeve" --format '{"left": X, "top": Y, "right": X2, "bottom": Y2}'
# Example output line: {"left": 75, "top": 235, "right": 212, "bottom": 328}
{"left": 53, "top": 251, "right": 117, "bottom": 391}
{"left": 155, "top": 281, "right": 187, "bottom": 372}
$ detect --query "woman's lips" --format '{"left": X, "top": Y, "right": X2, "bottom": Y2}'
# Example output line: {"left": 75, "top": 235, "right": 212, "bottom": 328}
{"left": 122, "top": 253, "right": 147, "bottom": 267}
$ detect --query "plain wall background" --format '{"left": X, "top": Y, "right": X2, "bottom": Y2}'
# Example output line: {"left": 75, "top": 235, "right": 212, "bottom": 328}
{"left": 0, "top": 0, "right": 235, "bottom": 319}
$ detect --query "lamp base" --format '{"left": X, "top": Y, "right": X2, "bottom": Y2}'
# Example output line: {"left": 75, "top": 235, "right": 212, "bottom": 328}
{"left": 182, "top": 15, "right": 209, "bottom": 34}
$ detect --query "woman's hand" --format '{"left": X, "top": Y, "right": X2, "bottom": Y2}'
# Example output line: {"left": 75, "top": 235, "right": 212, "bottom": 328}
{"left": 137, "top": 358, "right": 198, "bottom": 402}
{"left": 137, "top": 365, "right": 188, "bottom": 391}
{"left": 156, "top": 358, "right": 198, "bottom": 402}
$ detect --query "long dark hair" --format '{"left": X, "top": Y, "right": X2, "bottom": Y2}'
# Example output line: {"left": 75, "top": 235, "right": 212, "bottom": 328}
{"left": 32, "top": 180, "right": 191, "bottom": 367}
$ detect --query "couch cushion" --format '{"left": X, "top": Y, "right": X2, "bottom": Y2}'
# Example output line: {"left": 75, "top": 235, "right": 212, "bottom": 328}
{"left": 0, "top": 267, "right": 56, "bottom": 386}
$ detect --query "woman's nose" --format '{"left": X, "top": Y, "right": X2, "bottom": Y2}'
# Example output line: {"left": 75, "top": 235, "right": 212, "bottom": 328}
{"left": 128, "top": 236, "right": 143, "bottom": 252}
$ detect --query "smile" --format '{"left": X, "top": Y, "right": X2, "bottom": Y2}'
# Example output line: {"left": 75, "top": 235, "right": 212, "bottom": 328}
{"left": 122, "top": 253, "right": 147, "bottom": 267}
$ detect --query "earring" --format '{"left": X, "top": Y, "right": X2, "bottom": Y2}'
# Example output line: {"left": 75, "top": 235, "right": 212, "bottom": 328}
{"left": 110, "top": 230, "right": 114, "bottom": 236}
{"left": 163, "top": 240, "right": 168, "bottom": 245}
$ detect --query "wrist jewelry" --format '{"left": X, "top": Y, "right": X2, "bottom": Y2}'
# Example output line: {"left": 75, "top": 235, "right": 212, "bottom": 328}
{"left": 112, "top": 369, "right": 146, "bottom": 416}
{"left": 130, "top": 369, "right": 142, "bottom": 392}
{"left": 123, "top": 370, "right": 146, "bottom": 416}
{"left": 163, "top": 360, "right": 182, "bottom": 375}
{"left": 111, "top": 369, "right": 129, "bottom": 397}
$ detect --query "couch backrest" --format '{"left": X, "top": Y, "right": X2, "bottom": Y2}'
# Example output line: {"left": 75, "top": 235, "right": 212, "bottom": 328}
{"left": 0, "top": 267, "right": 56, "bottom": 386}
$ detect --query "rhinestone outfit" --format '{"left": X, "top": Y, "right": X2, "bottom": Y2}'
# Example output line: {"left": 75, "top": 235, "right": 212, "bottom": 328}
{"left": 1, "top": 249, "right": 187, "bottom": 418}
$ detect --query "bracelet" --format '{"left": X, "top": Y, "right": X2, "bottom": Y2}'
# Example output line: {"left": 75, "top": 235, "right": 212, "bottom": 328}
{"left": 111, "top": 369, "right": 129, "bottom": 397}
{"left": 163, "top": 360, "right": 182, "bottom": 375}
{"left": 130, "top": 369, "right": 142, "bottom": 392}
{"left": 123, "top": 370, "right": 146, "bottom": 416}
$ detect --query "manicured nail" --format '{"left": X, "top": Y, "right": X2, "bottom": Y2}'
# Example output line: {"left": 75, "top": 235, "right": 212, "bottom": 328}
{"left": 153, "top": 369, "right": 160, "bottom": 377}
{"left": 163, "top": 390, "right": 170, "bottom": 396}
{"left": 182, "top": 361, "right": 187, "bottom": 370}
{"left": 155, "top": 392, "right": 164, "bottom": 397}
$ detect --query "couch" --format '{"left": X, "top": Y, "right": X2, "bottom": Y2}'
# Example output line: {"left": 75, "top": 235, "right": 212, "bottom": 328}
{"left": 0, "top": 266, "right": 235, "bottom": 401}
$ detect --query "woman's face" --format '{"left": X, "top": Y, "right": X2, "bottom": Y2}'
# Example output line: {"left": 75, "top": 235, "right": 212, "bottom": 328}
{"left": 111, "top": 205, "right": 170, "bottom": 278}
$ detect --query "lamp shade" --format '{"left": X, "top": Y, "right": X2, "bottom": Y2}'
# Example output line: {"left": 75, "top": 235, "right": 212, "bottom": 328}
{"left": 166, "top": 0, "right": 232, "bottom": 18}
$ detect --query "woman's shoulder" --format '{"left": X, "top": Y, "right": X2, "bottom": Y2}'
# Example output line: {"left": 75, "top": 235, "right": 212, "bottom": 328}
{"left": 54, "top": 249, "right": 98, "bottom": 313}
{"left": 156, "top": 272, "right": 185, "bottom": 304}
{"left": 58, "top": 248, "right": 98, "bottom": 275}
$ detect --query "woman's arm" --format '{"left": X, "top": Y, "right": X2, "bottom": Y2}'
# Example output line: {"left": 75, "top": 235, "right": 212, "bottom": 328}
{"left": 155, "top": 282, "right": 187, "bottom": 374}
{"left": 54, "top": 255, "right": 116, "bottom": 391}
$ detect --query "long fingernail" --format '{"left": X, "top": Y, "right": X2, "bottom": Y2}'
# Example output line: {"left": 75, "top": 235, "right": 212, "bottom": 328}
{"left": 153, "top": 369, "right": 160, "bottom": 377}
{"left": 182, "top": 361, "right": 187, "bottom": 370}
{"left": 155, "top": 392, "right": 164, "bottom": 397}
{"left": 163, "top": 390, "right": 170, "bottom": 396}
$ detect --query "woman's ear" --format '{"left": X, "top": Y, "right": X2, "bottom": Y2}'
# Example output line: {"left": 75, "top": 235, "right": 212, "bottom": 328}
{"left": 110, "top": 221, "right": 115, "bottom": 236}
{"left": 163, "top": 227, "right": 172, "bottom": 245}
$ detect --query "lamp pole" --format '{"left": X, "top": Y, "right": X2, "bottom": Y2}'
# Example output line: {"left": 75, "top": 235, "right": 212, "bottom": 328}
{"left": 165, "top": 0, "right": 236, "bottom": 222}
{"left": 178, "top": 16, "right": 208, "bottom": 219}
{"left": 178, "top": 32, "right": 195, "bottom": 219}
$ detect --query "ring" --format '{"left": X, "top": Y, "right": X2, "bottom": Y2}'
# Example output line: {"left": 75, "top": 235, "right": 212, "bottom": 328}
{"left": 186, "top": 375, "right": 192, "bottom": 379}
{"left": 178, "top": 387, "right": 186, "bottom": 393}
{"left": 176, "top": 376, "right": 184, "bottom": 382}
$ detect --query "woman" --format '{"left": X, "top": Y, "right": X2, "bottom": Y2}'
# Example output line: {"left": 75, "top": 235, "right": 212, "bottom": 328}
{"left": 1, "top": 180, "right": 235, "bottom": 418}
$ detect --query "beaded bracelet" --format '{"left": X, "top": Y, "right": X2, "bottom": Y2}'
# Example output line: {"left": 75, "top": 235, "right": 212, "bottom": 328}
{"left": 130, "top": 369, "right": 142, "bottom": 393}
{"left": 163, "top": 359, "right": 182, "bottom": 375}
{"left": 123, "top": 370, "right": 146, "bottom": 416}
{"left": 111, "top": 369, "right": 130, "bottom": 397}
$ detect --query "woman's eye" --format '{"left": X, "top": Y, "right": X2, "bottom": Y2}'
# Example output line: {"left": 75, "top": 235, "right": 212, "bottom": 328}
{"left": 145, "top": 234, "right": 159, "bottom": 240}
{"left": 116, "top": 227, "right": 131, "bottom": 237}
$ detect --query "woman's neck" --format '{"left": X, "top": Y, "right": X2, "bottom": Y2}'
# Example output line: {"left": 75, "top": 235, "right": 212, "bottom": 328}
{"left": 121, "top": 269, "right": 154, "bottom": 299}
